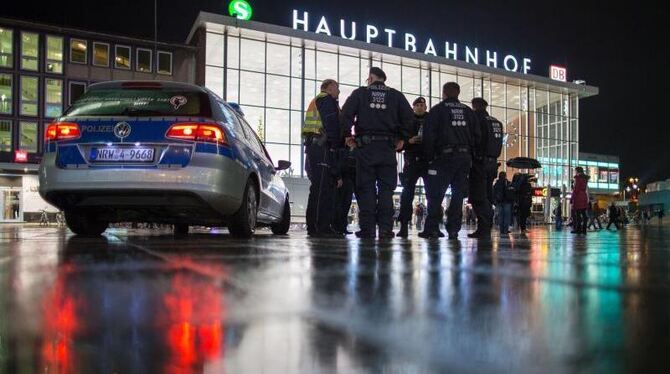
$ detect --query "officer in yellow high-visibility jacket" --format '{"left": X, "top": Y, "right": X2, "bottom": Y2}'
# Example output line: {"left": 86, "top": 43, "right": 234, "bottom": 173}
{"left": 303, "top": 79, "right": 343, "bottom": 238}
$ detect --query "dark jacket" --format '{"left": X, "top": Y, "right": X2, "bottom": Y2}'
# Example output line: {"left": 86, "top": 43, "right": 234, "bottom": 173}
{"left": 422, "top": 97, "right": 480, "bottom": 161}
{"left": 493, "top": 178, "right": 513, "bottom": 204}
{"left": 315, "top": 94, "right": 342, "bottom": 147}
{"left": 403, "top": 113, "right": 427, "bottom": 158}
{"left": 341, "top": 82, "right": 414, "bottom": 139}
{"left": 473, "top": 109, "right": 503, "bottom": 159}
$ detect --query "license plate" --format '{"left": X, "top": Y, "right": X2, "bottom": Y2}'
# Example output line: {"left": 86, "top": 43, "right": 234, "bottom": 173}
{"left": 90, "top": 147, "right": 155, "bottom": 162}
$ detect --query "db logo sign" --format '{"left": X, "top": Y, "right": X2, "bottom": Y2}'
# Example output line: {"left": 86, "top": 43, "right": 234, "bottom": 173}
{"left": 550, "top": 65, "right": 567, "bottom": 82}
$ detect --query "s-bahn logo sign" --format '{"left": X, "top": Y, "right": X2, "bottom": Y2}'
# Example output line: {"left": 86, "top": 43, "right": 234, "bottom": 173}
{"left": 229, "top": 0, "right": 253, "bottom": 21}
{"left": 292, "top": 10, "right": 532, "bottom": 74}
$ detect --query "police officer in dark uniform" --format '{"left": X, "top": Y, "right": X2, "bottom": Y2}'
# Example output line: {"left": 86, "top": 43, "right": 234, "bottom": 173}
{"left": 332, "top": 146, "right": 357, "bottom": 234}
{"left": 397, "top": 97, "right": 429, "bottom": 238}
{"left": 467, "top": 98, "right": 503, "bottom": 238}
{"left": 303, "top": 79, "right": 343, "bottom": 238}
{"left": 419, "top": 82, "right": 481, "bottom": 239}
{"left": 341, "top": 67, "right": 414, "bottom": 239}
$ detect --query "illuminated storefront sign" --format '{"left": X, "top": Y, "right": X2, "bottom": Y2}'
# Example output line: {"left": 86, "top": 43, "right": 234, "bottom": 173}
{"left": 14, "top": 150, "right": 28, "bottom": 163}
{"left": 291, "top": 10, "right": 532, "bottom": 74}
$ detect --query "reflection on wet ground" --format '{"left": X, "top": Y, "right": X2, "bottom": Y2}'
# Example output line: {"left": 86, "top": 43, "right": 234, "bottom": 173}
{"left": 1, "top": 225, "right": 670, "bottom": 373}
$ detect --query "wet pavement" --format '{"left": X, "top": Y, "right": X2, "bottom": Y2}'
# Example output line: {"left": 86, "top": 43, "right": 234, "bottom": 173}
{"left": 1, "top": 224, "right": 670, "bottom": 373}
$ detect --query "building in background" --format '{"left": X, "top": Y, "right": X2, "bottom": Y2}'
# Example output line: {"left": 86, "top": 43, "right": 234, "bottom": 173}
{"left": 187, "top": 11, "right": 598, "bottom": 216}
{"left": 577, "top": 152, "right": 620, "bottom": 208}
{"left": 639, "top": 180, "right": 669, "bottom": 219}
{"left": 0, "top": 18, "right": 196, "bottom": 221}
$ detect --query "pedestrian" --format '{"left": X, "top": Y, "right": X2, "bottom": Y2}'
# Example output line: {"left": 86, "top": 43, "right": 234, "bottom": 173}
{"left": 341, "top": 67, "right": 414, "bottom": 239}
{"left": 419, "top": 82, "right": 480, "bottom": 239}
{"left": 606, "top": 202, "right": 621, "bottom": 230}
{"left": 415, "top": 203, "right": 426, "bottom": 229}
{"left": 493, "top": 171, "right": 514, "bottom": 235}
{"left": 514, "top": 173, "right": 533, "bottom": 233}
{"left": 332, "top": 146, "right": 357, "bottom": 234}
{"left": 467, "top": 97, "right": 503, "bottom": 239}
{"left": 303, "top": 79, "right": 344, "bottom": 238}
{"left": 570, "top": 167, "right": 589, "bottom": 235}
{"left": 658, "top": 209, "right": 665, "bottom": 224}
{"left": 554, "top": 204, "right": 563, "bottom": 231}
{"left": 397, "top": 97, "right": 429, "bottom": 238}
{"left": 587, "top": 201, "right": 603, "bottom": 230}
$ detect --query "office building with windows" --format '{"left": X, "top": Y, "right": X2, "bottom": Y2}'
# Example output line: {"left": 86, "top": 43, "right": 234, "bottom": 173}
{"left": 0, "top": 18, "right": 196, "bottom": 221}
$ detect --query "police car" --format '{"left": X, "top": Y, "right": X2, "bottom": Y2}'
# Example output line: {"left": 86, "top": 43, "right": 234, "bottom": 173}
{"left": 39, "top": 81, "right": 291, "bottom": 238}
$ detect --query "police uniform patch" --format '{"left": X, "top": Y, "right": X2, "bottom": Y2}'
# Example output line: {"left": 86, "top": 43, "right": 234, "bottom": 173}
{"left": 368, "top": 84, "right": 389, "bottom": 110}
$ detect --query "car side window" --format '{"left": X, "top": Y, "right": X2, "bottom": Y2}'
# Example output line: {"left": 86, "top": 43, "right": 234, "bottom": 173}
{"left": 239, "top": 117, "right": 272, "bottom": 163}
{"left": 219, "top": 102, "right": 245, "bottom": 140}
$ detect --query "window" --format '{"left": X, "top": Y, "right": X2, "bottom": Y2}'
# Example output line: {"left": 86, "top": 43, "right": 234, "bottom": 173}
{"left": 70, "top": 38, "right": 87, "bottom": 64}
{"left": 19, "top": 121, "right": 38, "bottom": 152}
{"left": 240, "top": 39, "right": 265, "bottom": 72}
{"left": 0, "top": 74, "right": 11, "bottom": 114}
{"left": 114, "top": 45, "right": 131, "bottom": 69}
{"left": 20, "top": 76, "right": 38, "bottom": 116}
{"left": 68, "top": 81, "right": 86, "bottom": 105}
{"left": 157, "top": 51, "right": 172, "bottom": 75}
{"left": 65, "top": 89, "right": 211, "bottom": 117}
{"left": 0, "top": 28, "right": 13, "bottom": 68}
{"left": 46, "top": 36, "right": 63, "bottom": 73}
{"left": 93, "top": 42, "right": 109, "bottom": 67}
{"left": 136, "top": 48, "right": 152, "bottom": 72}
{"left": 45, "top": 79, "right": 62, "bottom": 118}
{"left": 21, "top": 32, "right": 39, "bottom": 71}
{"left": 0, "top": 120, "right": 11, "bottom": 152}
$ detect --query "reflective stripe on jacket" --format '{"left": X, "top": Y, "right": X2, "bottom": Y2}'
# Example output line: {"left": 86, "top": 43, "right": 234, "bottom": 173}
{"left": 303, "top": 92, "right": 329, "bottom": 136}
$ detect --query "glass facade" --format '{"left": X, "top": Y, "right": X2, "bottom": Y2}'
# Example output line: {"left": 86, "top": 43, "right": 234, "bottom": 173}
{"left": 204, "top": 26, "right": 583, "bottom": 189}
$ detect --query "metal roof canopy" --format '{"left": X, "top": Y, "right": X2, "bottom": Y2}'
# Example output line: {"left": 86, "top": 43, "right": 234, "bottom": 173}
{"left": 187, "top": 11, "right": 599, "bottom": 98}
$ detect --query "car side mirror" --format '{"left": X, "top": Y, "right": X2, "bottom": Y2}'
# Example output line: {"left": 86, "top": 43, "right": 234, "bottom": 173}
{"left": 276, "top": 160, "right": 291, "bottom": 171}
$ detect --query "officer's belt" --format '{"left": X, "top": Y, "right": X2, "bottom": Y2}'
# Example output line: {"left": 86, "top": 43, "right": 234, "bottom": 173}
{"left": 361, "top": 135, "right": 393, "bottom": 141}
{"left": 441, "top": 145, "right": 470, "bottom": 154}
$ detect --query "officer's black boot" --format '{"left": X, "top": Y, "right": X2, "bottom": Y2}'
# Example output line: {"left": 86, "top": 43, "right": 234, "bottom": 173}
{"left": 397, "top": 222, "right": 409, "bottom": 238}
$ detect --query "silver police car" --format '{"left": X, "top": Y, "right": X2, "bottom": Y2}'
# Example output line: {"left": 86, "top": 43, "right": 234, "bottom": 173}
{"left": 39, "top": 81, "right": 291, "bottom": 238}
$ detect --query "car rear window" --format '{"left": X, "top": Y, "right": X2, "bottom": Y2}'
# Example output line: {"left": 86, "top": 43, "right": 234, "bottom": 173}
{"left": 64, "top": 88, "right": 212, "bottom": 117}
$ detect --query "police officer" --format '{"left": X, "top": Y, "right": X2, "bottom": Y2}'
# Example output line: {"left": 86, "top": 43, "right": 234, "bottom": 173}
{"left": 332, "top": 146, "right": 357, "bottom": 234}
{"left": 303, "top": 79, "right": 343, "bottom": 238}
{"left": 467, "top": 97, "right": 503, "bottom": 238}
{"left": 419, "top": 82, "right": 481, "bottom": 239}
{"left": 397, "top": 97, "right": 429, "bottom": 238}
{"left": 341, "top": 67, "right": 414, "bottom": 239}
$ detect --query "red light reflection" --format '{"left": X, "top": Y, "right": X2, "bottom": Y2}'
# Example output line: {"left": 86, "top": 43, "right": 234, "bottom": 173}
{"left": 162, "top": 274, "right": 226, "bottom": 373}
{"left": 40, "top": 265, "right": 81, "bottom": 374}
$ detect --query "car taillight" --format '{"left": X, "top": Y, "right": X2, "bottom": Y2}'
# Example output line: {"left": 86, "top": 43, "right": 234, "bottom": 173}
{"left": 166, "top": 123, "right": 227, "bottom": 145}
{"left": 46, "top": 122, "right": 81, "bottom": 141}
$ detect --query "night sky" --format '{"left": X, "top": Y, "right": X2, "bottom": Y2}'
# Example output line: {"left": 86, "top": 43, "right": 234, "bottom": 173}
{"left": 5, "top": 1, "right": 669, "bottom": 185}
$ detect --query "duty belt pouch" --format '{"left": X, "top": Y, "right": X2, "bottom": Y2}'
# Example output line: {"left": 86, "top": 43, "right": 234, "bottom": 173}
{"left": 316, "top": 132, "right": 328, "bottom": 147}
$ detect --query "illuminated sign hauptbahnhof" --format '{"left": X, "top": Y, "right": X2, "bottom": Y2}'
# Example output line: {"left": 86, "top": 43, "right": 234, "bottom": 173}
{"left": 291, "top": 10, "right": 532, "bottom": 74}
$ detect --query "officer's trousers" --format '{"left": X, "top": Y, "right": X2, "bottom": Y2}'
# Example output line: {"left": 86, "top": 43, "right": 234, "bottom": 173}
{"left": 468, "top": 158, "right": 498, "bottom": 231}
{"left": 305, "top": 143, "right": 335, "bottom": 233}
{"left": 398, "top": 156, "right": 427, "bottom": 225}
{"left": 333, "top": 173, "right": 355, "bottom": 232}
{"left": 423, "top": 153, "right": 472, "bottom": 235}
{"left": 355, "top": 141, "right": 397, "bottom": 233}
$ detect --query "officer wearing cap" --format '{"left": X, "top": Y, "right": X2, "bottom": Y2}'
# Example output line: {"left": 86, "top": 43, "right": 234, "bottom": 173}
{"left": 341, "top": 67, "right": 414, "bottom": 239}
{"left": 467, "top": 97, "right": 504, "bottom": 238}
{"left": 396, "top": 96, "right": 429, "bottom": 238}
{"left": 303, "top": 79, "right": 343, "bottom": 238}
{"left": 419, "top": 82, "right": 481, "bottom": 239}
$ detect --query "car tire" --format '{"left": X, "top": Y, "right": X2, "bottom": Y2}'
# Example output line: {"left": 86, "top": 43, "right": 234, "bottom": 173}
{"left": 228, "top": 180, "right": 258, "bottom": 238}
{"left": 271, "top": 197, "right": 291, "bottom": 235}
{"left": 174, "top": 224, "right": 189, "bottom": 237}
{"left": 64, "top": 209, "right": 108, "bottom": 237}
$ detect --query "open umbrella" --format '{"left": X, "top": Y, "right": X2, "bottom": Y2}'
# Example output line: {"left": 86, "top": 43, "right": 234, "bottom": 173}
{"left": 506, "top": 157, "right": 542, "bottom": 169}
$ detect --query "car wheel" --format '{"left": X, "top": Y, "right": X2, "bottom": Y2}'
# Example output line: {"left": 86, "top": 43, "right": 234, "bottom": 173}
{"left": 64, "top": 209, "right": 108, "bottom": 237}
{"left": 228, "top": 180, "right": 258, "bottom": 238}
{"left": 271, "top": 197, "right": 291, "bottom": 235}
{"left": 174, "top": 224, "right": 189, "bottom": 237}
